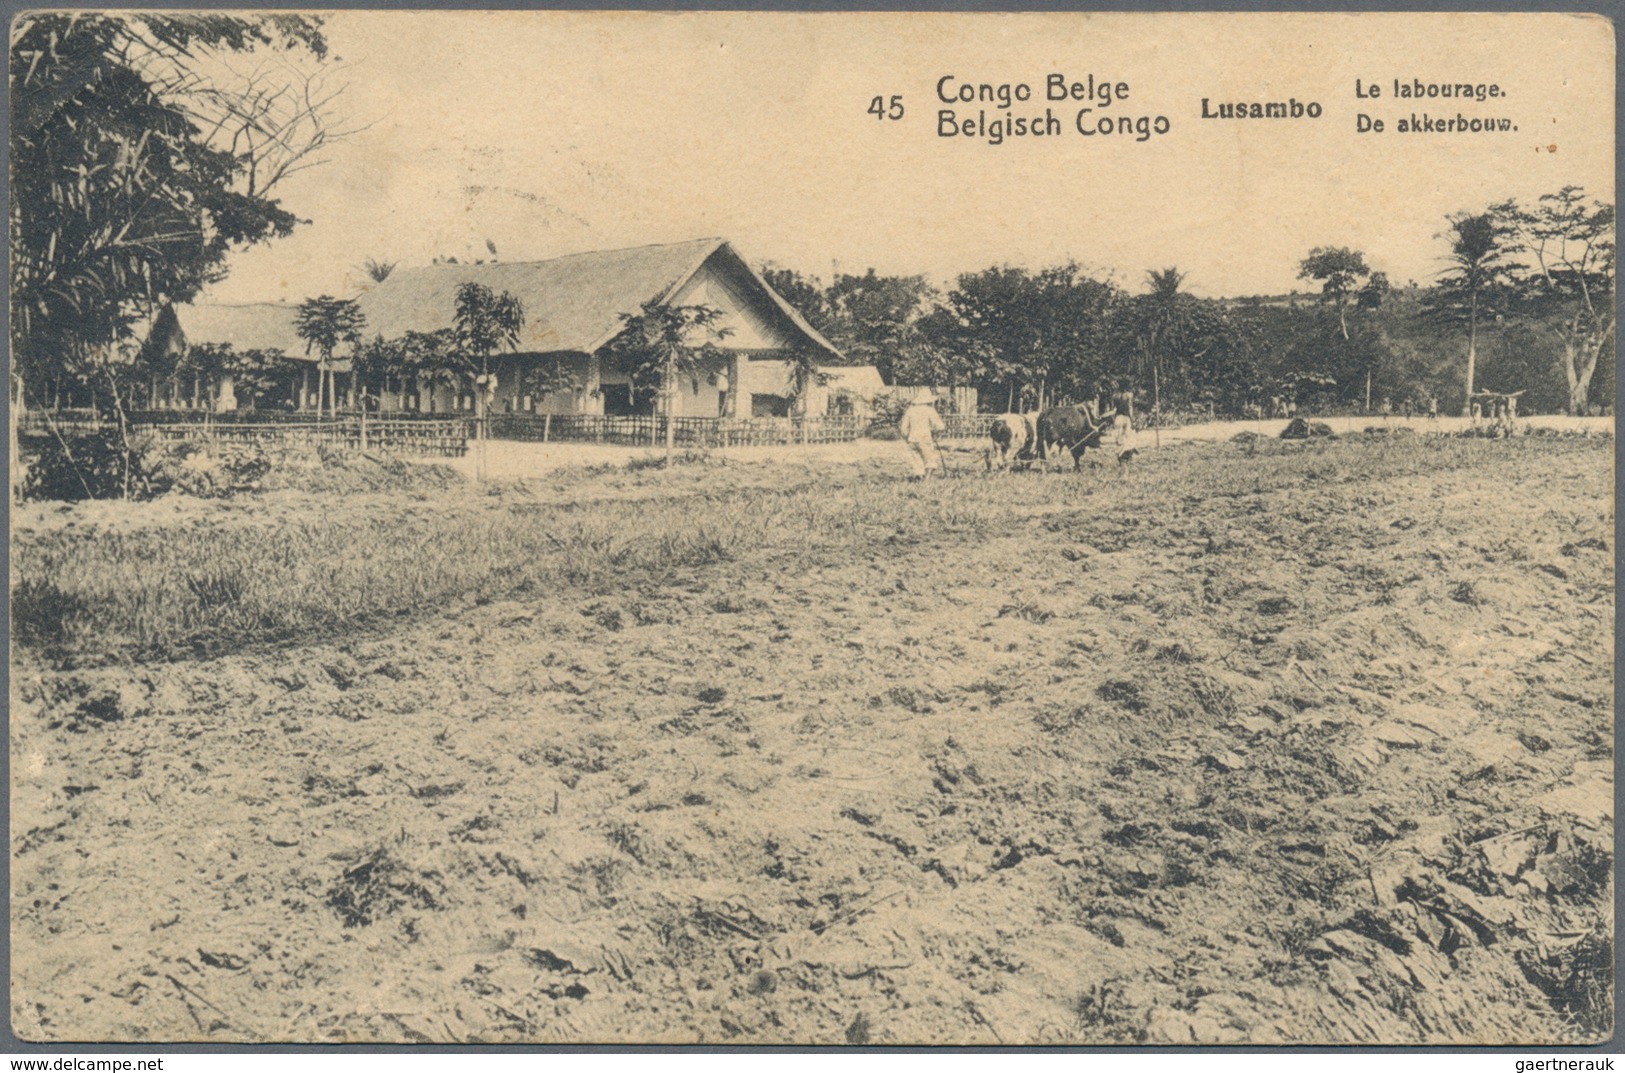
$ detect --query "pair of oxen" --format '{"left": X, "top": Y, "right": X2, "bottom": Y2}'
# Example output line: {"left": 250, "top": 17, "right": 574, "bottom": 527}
{"left": 985, "top": 401, "right": 1122, "bottom": 472}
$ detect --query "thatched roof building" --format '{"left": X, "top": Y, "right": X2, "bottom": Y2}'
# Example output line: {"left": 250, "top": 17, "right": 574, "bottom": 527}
{"left": 159, "top": 238, "right": 843, "bottom": 416}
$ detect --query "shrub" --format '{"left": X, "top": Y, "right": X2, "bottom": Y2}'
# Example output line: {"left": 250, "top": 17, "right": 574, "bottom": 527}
{"left": 21, "top": 431, "right": 270, "bottom": 501}
{"left": 145, "top": 439, "right": 272, "bottom": 498}
{"left": 22, "top": 429, "right": 150, "bottom": 501}
{"left": 866, "top": 392, "right": 908, "bottom": 439}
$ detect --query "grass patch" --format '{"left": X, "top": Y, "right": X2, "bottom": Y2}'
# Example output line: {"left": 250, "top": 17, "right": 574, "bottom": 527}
{"left": 11, "top": 435, "right": 1604, "bottom": 666}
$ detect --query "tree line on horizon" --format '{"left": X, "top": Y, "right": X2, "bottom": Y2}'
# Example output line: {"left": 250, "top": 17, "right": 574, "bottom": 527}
{"left": 764, "top": 186, "right": 1614, "bottom": 419}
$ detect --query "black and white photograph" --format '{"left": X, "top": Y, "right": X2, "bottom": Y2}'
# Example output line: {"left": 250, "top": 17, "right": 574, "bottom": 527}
{"left": 7, "top": 9, "right": 1615, "bottom": 1047}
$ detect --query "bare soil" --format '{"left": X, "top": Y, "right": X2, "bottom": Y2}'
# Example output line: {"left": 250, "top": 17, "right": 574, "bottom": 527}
{"left": 10, "top": 432, "right": 1613, "bottom": 1044}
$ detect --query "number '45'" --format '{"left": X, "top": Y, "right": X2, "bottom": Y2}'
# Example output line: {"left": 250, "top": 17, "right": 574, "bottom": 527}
{"left": 868, "top": 95, "right": 904, "bottom": 120}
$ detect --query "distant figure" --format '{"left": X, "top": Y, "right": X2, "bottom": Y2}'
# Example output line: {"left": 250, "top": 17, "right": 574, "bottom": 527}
{"left": 1270, "top": 395, "right": 1286, "bottom": 419}
{"left": 1110, "top": 389, "right": 1136, "bottom": 424}
{"left": 1380, "top": 397, "right": 1392, "bottom": 418}
{"left": 1471, "top": 402, "right": 1482, "bottom": 426}
{"left": 1428, "top": 396, "right": 1438, "bottom": 420}
{"left": 1286, "top": 398, "right": 1298, "bottom": 419}
{"left": 898, "top": 389, "right": 946, "bottom": 479}
{"left": 1401, "top": 397, "right": 1414, "bottom": 420}
{"left": 1109, "top": 409, "right": 1137, "bottom": 462}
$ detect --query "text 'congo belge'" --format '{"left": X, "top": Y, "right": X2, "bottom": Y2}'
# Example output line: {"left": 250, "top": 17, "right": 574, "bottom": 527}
{"left": 936, "top": 73, "right": 1171, "bottom": 145}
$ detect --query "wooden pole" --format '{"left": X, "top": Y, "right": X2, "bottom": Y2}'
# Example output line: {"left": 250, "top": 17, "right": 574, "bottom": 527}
{"left": 665, "top": 353, "right": 676, "bottom": 465}
{"left": 1153, "top": 360, "right": 1161, "bottom": 449}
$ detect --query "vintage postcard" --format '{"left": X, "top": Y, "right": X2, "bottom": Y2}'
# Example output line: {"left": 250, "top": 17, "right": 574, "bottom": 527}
{"left": 8, "top": 10, "right": 1615, "bottom": 1047}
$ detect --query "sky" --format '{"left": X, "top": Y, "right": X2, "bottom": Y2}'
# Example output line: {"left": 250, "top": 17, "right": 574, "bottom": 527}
{"left": 200, "top": 11, "right": 1615, "bottom": 305}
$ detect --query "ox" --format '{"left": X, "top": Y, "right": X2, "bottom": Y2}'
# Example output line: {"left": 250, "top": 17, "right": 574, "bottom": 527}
{"left": 1037, "top": 402, "right": 1113, "bottom": 471}
{"left": 985, "top": 413, "right": 1039, "bottom": 471}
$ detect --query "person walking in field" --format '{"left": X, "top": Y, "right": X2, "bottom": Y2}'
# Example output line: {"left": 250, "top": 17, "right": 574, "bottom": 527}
{"left": 899, "top": 389, "right": 946, "bottom": 479}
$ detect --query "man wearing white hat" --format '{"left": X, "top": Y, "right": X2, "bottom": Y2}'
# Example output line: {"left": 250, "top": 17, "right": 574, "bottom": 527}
{"left": 898, "top": 389, "right": 946, "bottom": 479}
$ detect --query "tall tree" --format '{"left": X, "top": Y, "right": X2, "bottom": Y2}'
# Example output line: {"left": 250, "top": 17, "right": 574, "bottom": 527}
{"left": 10, "top": 13, "right": 343, "bottom": 408}
{"left": 822, "top": 270, "right": 937, "bottom": 381}
{"left": 759, "top": 267, "right": 833, "bottom": 336}
{"left": 604, "top": 302, "right": 733, "bottom": 464}
{"left": 10, "top": 13, "right": 346, "bottom": 497}
{"left": 399, "top": 328, "right": 462, "bottom": 412}
{"left": 1298, "top": 247, "right": 1395, "bottom": 409}
{"left": 1297, "top": 247, "right": 1373, "bottom": 341}
{"left": 1508, "top": 186, "right": 1615, "bottom": 414}
{"left": 1138, "top": 267, "right": 1185, "bottom": 419}
{"left": 941, "top": 263, "right": 1116, "bottom": 411}
{"left": 294, "top": 296, "right": 365, "bottom": 418}
{"left": 453, "top": 282, "right": 525, "bottom": 430}
{"left": 1424, "top": 207, "right": 1521, "bottom": 412}
{"left": 893, "top": 306, "right": 975, "bottom": 398}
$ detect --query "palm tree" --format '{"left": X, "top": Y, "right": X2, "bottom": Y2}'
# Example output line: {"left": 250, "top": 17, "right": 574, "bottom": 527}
{"left": 1141, "top": 267, "right": 1186, "bottom": 426}
{"left": 361, "top": 257, "right": 397, "bottom": 284}
{"left": 453, "top": 283, "right": 525, "bottom": 465}
{"left": 294, "top": 296, "right": 366, "bottom": 419}
{"left": 1425, "top": 209, "right": 1519, "bottom": 413}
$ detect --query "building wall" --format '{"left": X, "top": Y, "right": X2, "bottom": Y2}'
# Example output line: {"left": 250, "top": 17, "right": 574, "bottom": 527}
{"left": 597, "top": 351, "right": 735, "bottom": 418}
{"left": 669, "top": 262, "right": 800, "bottom": 351}
{"left": 493, "top": 353, "right": 595, "bottom": 415}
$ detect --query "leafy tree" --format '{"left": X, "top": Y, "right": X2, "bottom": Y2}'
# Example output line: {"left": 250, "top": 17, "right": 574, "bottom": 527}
{"left": 1507, "top": 186, "right": 1615, "bottom": 414}
{"left": 940, "top": 263, "right": 1116, "bottom": 411}
{"left": 822, "top": 270, "right": 937, "bottom": 381}
{"left": 892, "top": 306, "right": 975, "bottom": 397}
{"left": 1109, "top": 269, "right": 1266, "bottom": 418}
{"left": 399, "top": 329, "right": 464, "bottom": 412}
{"left": 294, "top": 296, "right": 366, "bottom": 418}
{"left": 10, "top": 13, "right": 339, "bottom": 410}
{"left": 453, "top": 282, "right": 525, "bottom": 425}
{"left": 351, "top": 334, "right": 406, "bottom": 411}
{"left": 1129, "top": 267, "right": 1186, "bottom": 417}
{"left": 10, "top": 13, "right": 345, "bottom": 497}
{"left": 760, "top": 267, "right": 834, "bottom": 335}
{"left": 603, "top": 301, "right": 733, "bottom": 463}
{"left": 1297, "top": 247, "right": 1373, "bottom": 341}
{"left": 1297, "top": 247, "right": 1396, "bottom": 409}
{"left": 1423, "top": 207, "right": 1521, "bottom": 412}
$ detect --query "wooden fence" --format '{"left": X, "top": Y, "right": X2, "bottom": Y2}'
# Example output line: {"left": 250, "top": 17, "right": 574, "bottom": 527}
{"left": 20, "top": 409, "right": 880, "bottom": 455}
{"left": 145, "top": 418, "right": 468, "bottom": 457}
{"left": 486, "top": 413, "right": 867, "bottom": 447}
{"left": 942, "top": 414, "right": 997, "bottom": 439}
{"left": 16, "top": 409, "right": 106, "bottom": 437}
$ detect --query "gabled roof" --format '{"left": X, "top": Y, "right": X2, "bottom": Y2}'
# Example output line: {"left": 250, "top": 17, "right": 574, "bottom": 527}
{"left": 355, "top": 238, "right": 842, "bottom": 358}
{"left": 161, "top": 239, "right": 843, "bottom": 364}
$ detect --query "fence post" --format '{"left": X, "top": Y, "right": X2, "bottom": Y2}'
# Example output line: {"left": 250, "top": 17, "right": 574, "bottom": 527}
{"left": 543, "top": 412, "right": 551, "bottom": 443}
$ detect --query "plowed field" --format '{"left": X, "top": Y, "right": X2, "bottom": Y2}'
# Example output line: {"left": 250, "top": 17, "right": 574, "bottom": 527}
{"left": 11, "top": 430, "right": 1613, "bottom": 1044}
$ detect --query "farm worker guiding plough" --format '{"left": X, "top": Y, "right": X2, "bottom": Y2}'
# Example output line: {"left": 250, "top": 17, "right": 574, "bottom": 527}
{"left": 898, "top": 389, "right": 948, "bottom": 479}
